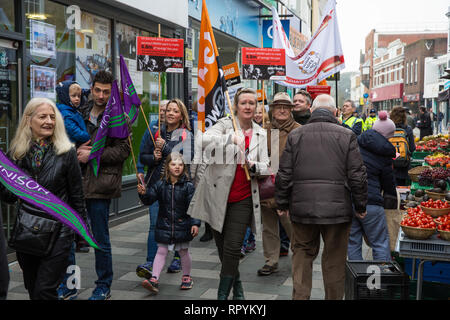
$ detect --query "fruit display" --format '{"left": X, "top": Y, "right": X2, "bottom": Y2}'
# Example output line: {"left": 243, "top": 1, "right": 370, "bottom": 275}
{"left": 418, "top": 167, "right": 450, "bottom": 187}
{"left": 420, "top": 199, "right": 450, "bottom": 209}
{"left": 424, "top": 152, "right": 450, "bottom": 167}
{"left": 418, "top": 168, "right": 433, "bottom": 186}
{"left": 416, "top": 134, "right": 449, "bottom": 153}
{"left": 402, "top": 207, "right": 436, "bottom": 229}
{"left": 435, "top": 213, "right": 450, "bottom": 227}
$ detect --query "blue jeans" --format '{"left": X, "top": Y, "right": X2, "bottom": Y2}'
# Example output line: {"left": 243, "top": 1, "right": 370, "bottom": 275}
{"left": 86, "top": 199, "right": 113, "bottom": 288}
{"left": 242, "top": 227, "right": 255, "bottom": 247}
{"left": 347, "top": 205, "right": 391, "bottom": 261}
{"left": 147, "top": 202, "right": 159, "bottom": 263}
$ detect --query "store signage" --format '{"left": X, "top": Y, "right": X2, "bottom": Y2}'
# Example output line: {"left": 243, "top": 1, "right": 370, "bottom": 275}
{"left": 136, "top": 37, "right": 184, "bottom": 73}
{"left": 66, "top": 5, "right": 81, "bottom": 30}
{"left": 306, "top": 85, "right": 331, "bottom": 100}
{"left": 223, "top": 62, "right": 241, "bottom": 87}
{"left": 241, "top": 47, "right": 286, "bottom": 81}
{"left": 262, "top": 19, "right": 290, "bottom": 48}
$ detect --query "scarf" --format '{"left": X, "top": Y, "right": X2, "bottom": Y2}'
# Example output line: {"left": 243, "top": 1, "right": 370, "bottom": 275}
{"left": 30, "top": 139, "right": 51, "bottom": 172}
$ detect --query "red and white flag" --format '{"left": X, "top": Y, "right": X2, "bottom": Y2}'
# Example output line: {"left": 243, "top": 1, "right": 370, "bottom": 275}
{"left": 272, "top": 0, "right": 345, "bottom": 88}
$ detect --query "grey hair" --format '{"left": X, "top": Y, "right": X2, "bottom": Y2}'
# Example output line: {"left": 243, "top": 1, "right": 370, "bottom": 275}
{"left": 311, "top": 94, "right": 337, "bottom": 113}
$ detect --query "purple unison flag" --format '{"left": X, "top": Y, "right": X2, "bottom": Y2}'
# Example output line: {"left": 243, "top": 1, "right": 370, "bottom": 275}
{"left": 89, "top": 80, "right": 128, "bottom": 176}
{"left": 0, "top": 150, "right": 100, "bottom": 250}
{"left": 120, "top": 55, "right": 141, "bottom": 124}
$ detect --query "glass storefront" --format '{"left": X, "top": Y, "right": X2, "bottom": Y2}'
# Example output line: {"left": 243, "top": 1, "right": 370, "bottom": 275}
{"left": 0, "top": 0, "right": 14, "bottom": 32}
{"left": 0, "top": 38, "right": 19, "bottom": 245}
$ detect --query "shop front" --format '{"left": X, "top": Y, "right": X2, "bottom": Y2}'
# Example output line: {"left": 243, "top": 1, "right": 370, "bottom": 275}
{"left": 0, "top": 0, "right": 187, "bottom": 259}
{"left": 371, "top": 83, "right": 404, "bottom": 111}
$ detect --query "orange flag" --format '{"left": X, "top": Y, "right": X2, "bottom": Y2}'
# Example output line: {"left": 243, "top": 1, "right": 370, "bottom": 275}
{"left": 197, "top": 0, "right": 227, "bottom": 132}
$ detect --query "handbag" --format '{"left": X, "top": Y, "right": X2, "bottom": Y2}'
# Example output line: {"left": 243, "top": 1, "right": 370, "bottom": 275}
{"left": 8, "top": 209, "right": 62, "bottom": 257}
{"left": 258, "top": 173, "right": 275, "bottom": 200}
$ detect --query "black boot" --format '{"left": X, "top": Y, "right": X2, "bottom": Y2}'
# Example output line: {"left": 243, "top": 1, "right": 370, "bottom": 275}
{"left": 217, "top": 276, "right": 234, "bottom": 300}
{"left": 232, "top": 275, "right": 245, "bottom": 300}
{"left": 200, "top": 223, "right": 213, "bottom": 242}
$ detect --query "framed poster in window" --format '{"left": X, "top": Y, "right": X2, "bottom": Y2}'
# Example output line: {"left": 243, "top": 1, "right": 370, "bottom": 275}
{"left": 30, "top": 65, "right": 56, "bottom": 100}
{"left": 30, "top": 20, "right": 56, "bottom": 59}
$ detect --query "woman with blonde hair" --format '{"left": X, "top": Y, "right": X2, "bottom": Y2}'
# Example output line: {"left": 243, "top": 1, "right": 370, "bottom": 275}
{"left": 188, "top": 88, "right": 270, "bottom": 300}
{"left": 0, "top": 98, "right": 88, "bottom": 300}
{"left": 138, "top": 98, "right": 194, "bottom": 276}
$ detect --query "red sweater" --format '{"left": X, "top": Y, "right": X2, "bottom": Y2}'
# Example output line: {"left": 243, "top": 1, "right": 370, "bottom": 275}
{"left": 227, "top": 131, "right": 252, "bottom": 203}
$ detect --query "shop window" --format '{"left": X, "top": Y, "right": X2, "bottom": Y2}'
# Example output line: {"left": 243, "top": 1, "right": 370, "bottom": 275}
{"left": 406, "top": 63, "right": 409, "bottom": 85}
{"left": 415, "top": 59, "right": 418, "bottom": 83}
{"left": 25, "top": 1, "right": 112, "bottom": 101}
{"left": 0, "top": 0, "right": 15, "bottom": 32}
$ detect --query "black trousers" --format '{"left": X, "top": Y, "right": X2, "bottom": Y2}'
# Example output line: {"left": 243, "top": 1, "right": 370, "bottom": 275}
{"left": 16, "top": 235, "right": 72, "bottom": 300}
{"left": 0, "top": 212, "right": 9, "bottom": 300}
{"left": 213, "top": 197, "right": 253, "bottom": 278}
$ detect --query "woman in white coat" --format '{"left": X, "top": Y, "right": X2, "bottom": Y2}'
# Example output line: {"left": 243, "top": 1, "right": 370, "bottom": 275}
{"left": 188, "top": 88, "right": 270, "bottom": 300}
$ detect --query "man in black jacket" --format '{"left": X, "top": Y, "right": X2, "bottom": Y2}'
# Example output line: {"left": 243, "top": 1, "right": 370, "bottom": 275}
{"left": 275, "top": 94, "right": 368, "bottom": 300}
{"left": 417, "top": 106, "right": 433, "bottom": 140}
{"left": 292, "top": 90, "right": 312, "bottom": 125}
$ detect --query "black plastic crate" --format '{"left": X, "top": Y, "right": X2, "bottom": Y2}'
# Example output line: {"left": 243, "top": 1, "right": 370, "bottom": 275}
{"left": 345, "top": 261, "right": 409, "bottom": 300}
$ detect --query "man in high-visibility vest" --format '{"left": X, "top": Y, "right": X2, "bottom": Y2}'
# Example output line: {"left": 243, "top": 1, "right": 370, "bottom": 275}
{"left": 338, "top": 99, "right": 363, "bottom": 136}
{"left": 363, "top": 108, "right": 378, "bottom": 132}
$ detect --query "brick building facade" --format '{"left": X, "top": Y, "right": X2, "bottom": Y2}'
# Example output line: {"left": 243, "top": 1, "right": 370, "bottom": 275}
{"left": 403, "top": 37, "right": 448, "bottom": 112}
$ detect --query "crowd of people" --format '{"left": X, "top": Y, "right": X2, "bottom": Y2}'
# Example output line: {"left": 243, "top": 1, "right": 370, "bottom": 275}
{"left": 0, "top": 69, "right": 431, "bottom": 301}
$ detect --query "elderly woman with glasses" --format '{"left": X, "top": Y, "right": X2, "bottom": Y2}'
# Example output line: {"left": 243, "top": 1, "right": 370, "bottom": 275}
{"left": 188, "top": 88, "right": 270, "bottom": 300}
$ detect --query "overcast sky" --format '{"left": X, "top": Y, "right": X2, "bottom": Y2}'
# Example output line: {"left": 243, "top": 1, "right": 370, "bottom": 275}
{"left": 335, "top": 0, "right": 449, "bottom": 73}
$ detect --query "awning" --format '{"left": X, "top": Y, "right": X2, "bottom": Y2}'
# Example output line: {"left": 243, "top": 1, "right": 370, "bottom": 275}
{"left": 371, "top": 83, "right": 403, "bottom": 102}
{"left": 438, "top": 88, "right": 450, "bottom": 102}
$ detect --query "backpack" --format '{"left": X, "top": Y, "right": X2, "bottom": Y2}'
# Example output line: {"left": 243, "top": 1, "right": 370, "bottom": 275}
{"left": 389, "top": 128, "right": 410, "bottom": 168}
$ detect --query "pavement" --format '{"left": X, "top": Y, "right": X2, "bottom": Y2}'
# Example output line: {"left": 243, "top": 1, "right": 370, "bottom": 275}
{"left": 6, "top": 210, "right": 372, "bottom": 301}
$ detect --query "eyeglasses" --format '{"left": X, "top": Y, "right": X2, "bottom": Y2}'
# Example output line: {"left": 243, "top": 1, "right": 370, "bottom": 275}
{"left": 273, "top": 105, "right": 292, "bottom": 110}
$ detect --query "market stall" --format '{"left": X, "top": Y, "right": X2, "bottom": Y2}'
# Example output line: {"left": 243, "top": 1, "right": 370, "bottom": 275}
{"left": 394, "top": 133, "right": 450, "bottom": 300}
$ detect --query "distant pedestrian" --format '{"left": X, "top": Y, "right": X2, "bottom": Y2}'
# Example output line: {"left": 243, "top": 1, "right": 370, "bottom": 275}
{"left": 416, "top": 106, "right": 433, "bottom": 140}
{"left": 438, "top": 111, "right": 444, "bottom": 134}
{"left": 138, "top": 153, "right": 200, "bottom": 295}
{"left": 348, "top": 111, "right": 397, "bottom": 261}
{"left": 188, "top": 88, "right": 270, "bottom": 300}
{"left": 363, "top": 108, "right": 377, "bottom": 132}
{"left": 406, "top": 109, "right": 416, "bottom": 130}
{"left": 275, "top": 94, "right": 367, "bottom": 300}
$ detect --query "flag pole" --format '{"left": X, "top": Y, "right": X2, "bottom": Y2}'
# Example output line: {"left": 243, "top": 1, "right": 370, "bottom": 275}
{"left": 224, "top": 90, "right": 251, "bottom": 181}
{"left": 158, "top": 23, "right": 161, "bottom": 134}
{"left": 139, "top": 104, "right": 156, "bottom": 146}
{"left": 261, "top": 35, "right": 266, "bottom": 128}
{"left": 128, "top": 135, "right": 139, "bottom": 177}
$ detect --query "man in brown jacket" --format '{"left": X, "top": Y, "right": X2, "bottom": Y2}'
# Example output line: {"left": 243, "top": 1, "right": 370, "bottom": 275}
{"left": 258, "top": 92, "right": 301, "bottom": 276}
{"left": 75, "top": 71, "right": 131, "bottom": 300}
{"left": 275, "top": 94, "right": 367, "bottom": 300}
